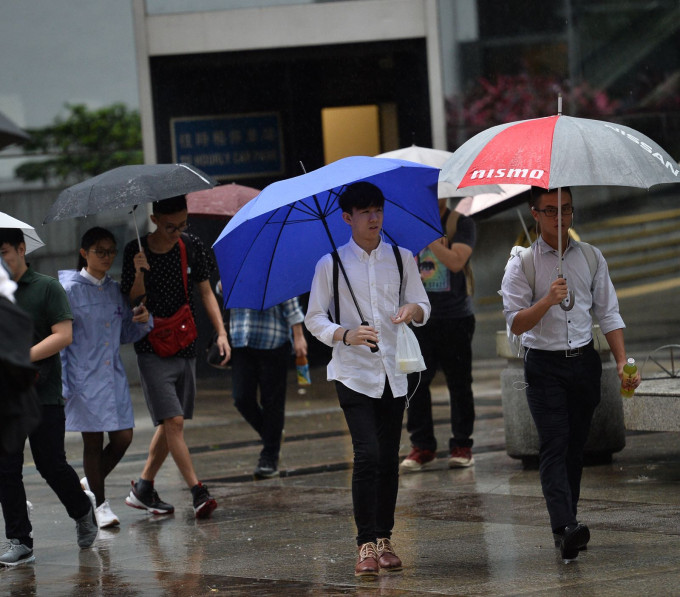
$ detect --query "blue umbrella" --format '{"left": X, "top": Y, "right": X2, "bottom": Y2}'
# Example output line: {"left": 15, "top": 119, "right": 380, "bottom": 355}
{"left": 213, "top": 155, "right": 441, "bottom": 311}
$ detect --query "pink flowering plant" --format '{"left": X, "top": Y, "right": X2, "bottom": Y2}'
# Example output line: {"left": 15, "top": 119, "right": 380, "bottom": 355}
{"left": 447, "top": 74, "right": 620, "bottom": 144}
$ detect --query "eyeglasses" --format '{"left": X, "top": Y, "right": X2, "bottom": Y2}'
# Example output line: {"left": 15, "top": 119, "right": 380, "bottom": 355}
{"left": 89, "top": 248, "right": 118, "bottom": 258}
{"left": 533, "top": 205, "right": 574, "bottom": 217}
{"left": 163, "top": 223, "right": 189, "bottom": 234}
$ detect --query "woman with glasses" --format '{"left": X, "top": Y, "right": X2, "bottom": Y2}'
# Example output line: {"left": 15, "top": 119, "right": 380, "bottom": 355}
{"left": 59, "top": 227, "right": 153, "bottom": 529}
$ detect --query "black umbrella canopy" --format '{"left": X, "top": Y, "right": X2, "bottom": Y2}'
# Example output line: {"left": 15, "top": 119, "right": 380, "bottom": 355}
{"left": 43, "top": 163, "right": 217, "bottom": 224}
{"left": 0, "top": 110, "right": 30, "bottom": 150}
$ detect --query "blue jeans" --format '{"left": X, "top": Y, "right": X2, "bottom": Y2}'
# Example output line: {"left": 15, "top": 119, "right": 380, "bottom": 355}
{"left": 230, "top": 343, "right": 290, "bottom": 461}
{"left": 406, "top": 315, "right": 475, "bottom": 451}
{"left": 0, "top": 405, "right": 91, "bottom": 543}
{"left": 336, "top": 380, "right": 405, "bottom": 546}
{"left": 524, "top": 345, "right": 602, "bottom": 531}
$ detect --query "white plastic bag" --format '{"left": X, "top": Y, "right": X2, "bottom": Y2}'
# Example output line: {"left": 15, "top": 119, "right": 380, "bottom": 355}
{"left": 395, "top": 323, "right": 426, "bottom": 374}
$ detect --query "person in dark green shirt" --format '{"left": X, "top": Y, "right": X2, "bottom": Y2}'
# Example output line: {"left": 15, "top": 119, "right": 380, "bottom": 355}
{"left": 0, "top": 228, "right": 98, "bottom": 567}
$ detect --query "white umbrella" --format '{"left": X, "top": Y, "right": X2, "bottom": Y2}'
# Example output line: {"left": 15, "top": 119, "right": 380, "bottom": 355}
{"left": 375, "top": 145, "right": 502, "bottom": 198}
{"left": 0, "top": 212, "right": 44, "bottom": 254}
{"left": 453, "top": 184, "right": 531, "bottom": 218}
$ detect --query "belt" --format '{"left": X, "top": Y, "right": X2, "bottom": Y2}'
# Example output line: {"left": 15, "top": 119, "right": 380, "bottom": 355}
{"left": 525, "top": 340, "right": 594, "bottom": 358}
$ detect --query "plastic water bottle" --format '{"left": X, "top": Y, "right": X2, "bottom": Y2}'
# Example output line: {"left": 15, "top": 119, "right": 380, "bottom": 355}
{"left": 620, "top": 358, "right": 637, "bottom": 398}
{"left": 296, "top": 355, "right": 311, "bottom": 386}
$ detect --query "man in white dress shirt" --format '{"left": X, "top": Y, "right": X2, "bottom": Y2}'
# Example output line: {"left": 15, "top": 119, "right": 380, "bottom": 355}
{"left": 305, "top": 181, "right": 430, "bottom": 577}
{"left": 501, "top": 186, "right": 640, "bottom": 562}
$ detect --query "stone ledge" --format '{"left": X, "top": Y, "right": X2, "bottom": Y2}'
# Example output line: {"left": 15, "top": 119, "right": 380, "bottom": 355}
{"left": 623, "top": 378, "right": 680, "bottom": 431}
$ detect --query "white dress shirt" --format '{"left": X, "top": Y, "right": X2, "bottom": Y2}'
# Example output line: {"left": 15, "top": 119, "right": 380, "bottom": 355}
{"left": 305, "top": 237, "right": 430, "bottom": 399}
{"left": 501, "top": 237, "right": 624, "bottom": 351}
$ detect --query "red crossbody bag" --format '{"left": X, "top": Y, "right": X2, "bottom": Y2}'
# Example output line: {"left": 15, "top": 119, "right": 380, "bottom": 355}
{"left": 147, "top": 237, "right": 198, "bottom": 357}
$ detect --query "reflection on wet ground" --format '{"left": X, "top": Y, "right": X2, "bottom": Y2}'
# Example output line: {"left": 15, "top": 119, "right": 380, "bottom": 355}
{"left": 2, "top": 362, "right": 680, "bottom": 596}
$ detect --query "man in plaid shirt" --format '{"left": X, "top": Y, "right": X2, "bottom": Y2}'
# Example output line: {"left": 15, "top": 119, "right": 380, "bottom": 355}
{"left": 228, "top": 299, "right": 307, "bottom": 478}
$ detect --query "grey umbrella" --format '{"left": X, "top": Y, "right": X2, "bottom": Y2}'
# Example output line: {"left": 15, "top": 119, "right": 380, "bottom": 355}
{"left": 0, "top": 110, "right": 30, "bottom": 150}
{"left": 43, "top": 163, "right": 217, "bottom": 248}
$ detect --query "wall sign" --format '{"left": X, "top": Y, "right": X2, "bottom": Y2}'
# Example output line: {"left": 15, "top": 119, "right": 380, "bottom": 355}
{"left": 170, "top": 112, "right": 284, "bottom": 179}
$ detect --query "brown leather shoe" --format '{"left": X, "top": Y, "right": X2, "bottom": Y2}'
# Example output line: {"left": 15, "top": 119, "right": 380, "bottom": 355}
{"left": 376, "top": 538, "right": 403, "bottom": 571}
{"left": 355, "top": 542, "right": 379, "bottom": 577}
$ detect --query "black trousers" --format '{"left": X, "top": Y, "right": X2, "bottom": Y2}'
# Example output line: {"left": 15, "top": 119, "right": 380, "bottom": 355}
{"left": 336, "top": 380, "right": 405, "bottom": 546}
{"left": 230, "top": 343, "right": 290, "bottom": 461}
{"left": 0, "top": 405, "right": 91, "bottom": 543}
{"left": 406, "top": 315, "right": 475, "bottom": 451}
{"left": 524, "top": 345, "right": 602, "bottom": 532}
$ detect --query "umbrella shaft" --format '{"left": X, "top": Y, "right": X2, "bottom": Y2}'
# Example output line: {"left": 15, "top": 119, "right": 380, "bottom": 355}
{"left": 312, "top": 192, "right": 369, "bottom": 325}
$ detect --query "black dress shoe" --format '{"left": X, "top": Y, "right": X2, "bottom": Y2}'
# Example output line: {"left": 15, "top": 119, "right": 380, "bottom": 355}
{"left": 553, "top": 531, "right": 589, "bottom": 550}
{"left": 556, "top": 523, "right": 590, "bottom": 561}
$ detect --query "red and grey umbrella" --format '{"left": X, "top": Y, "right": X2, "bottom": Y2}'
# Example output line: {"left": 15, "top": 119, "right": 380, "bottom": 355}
{"left": 441, "top": 109, "right": 680, "bottom": 310}
{"left": 441, "top": 115, "right": 680, "bottom": 191}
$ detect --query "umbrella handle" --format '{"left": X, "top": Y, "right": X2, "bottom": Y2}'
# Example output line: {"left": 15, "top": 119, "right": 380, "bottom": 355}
{"left": 558, "top": 275, "right": 575, "bottom": 311}
{"left": 361, "top": 321, "right": 379, "bottom": 353}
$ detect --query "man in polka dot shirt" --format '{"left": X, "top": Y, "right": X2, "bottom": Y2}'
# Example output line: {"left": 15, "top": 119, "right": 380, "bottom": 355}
{"left": 121, "top": 195, "right": 230, "bottom": 519}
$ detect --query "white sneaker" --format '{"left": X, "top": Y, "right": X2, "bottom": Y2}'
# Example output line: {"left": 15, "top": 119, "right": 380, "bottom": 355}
{"left": 95, "top": 501, "right": 120, "bottom": 528}
{"left": 80, "top": 477, "right": 97, "bottom": 514}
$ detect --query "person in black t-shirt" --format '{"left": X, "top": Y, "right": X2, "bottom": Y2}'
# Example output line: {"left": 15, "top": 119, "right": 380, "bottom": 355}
{"left": 400, "top": 199, "right": 477, "bottom": 472}
{"left": 120, "top": 196, "right": 230, "bottom": 519}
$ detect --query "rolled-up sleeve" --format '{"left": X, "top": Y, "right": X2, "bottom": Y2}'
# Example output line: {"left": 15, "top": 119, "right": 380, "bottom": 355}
{"left": 281, "top": 297, "right": 304, "bottom": 328}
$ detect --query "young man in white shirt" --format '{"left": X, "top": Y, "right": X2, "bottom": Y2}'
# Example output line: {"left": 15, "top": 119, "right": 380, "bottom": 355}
{"left": 305, "top": 182, "right": 430, "bottom": 577}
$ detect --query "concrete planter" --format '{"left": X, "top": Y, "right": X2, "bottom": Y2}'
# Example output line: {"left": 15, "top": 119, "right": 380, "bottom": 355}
{"left": 497, "top": 326, "right": 626, "bottom": 466}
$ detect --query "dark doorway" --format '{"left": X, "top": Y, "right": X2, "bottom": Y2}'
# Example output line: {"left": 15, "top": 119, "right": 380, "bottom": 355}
{"left": 150, "top": 38, "right": 432, "bottom": 374}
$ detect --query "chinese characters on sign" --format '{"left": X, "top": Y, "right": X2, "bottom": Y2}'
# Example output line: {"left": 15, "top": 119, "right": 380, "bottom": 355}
{"left": 171, "top": 113, "right": 284, "bottom": 179}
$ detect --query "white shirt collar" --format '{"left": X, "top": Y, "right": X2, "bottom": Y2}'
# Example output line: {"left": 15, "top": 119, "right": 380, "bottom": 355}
{"left": 347, "top": 235, "right": 384, "bottom": 262}
{"left": 79, "top": 268, "right": 106, "bottom": 286}
{"left": 536, "top": 235, "right": 576, "bottom": 255}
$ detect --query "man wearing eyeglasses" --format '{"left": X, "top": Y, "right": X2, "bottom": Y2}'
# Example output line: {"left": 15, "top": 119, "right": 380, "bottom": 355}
{"left": 120, "top": 195, "right": 230, "bottom": 520}
{"left": 501, "top": 186, "right": 639, "bottom": 563}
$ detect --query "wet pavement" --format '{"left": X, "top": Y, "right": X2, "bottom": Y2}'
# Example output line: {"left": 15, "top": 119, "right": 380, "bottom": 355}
{"left": 3, "top": 360, "right": 680, "bottom": 596}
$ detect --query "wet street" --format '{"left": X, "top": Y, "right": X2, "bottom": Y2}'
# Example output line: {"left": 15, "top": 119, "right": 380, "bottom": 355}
{"left": 3, "top": 357, "right": 680, "bottom": 596}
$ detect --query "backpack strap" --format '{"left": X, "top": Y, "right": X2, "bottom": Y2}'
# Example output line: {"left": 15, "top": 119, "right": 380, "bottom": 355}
{"left": 331, "top": 251, "right": 340, "bottom": 324}
{"left": 518, "top": 241, "right": 598, "bottom": 299}
{"left": 330, "top": 245, "right": 403, "bottom": 324}
{"left": 519, "top": 244, "right": 537, "bottom": 296}
{"left": 577, "top": 241, "right": 598, "bottom": 290}
{"left": 392, "top": 244, "right": 403, "bottom": 303}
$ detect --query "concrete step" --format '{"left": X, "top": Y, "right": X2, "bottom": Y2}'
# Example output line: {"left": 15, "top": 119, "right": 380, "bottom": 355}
{"left": 579, "top": 208, "right": 680, "bottom": 287}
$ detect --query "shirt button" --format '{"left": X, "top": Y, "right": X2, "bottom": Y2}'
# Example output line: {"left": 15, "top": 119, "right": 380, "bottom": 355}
{"left": 105, "top": 360, "right": 110, "bottom": 366}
